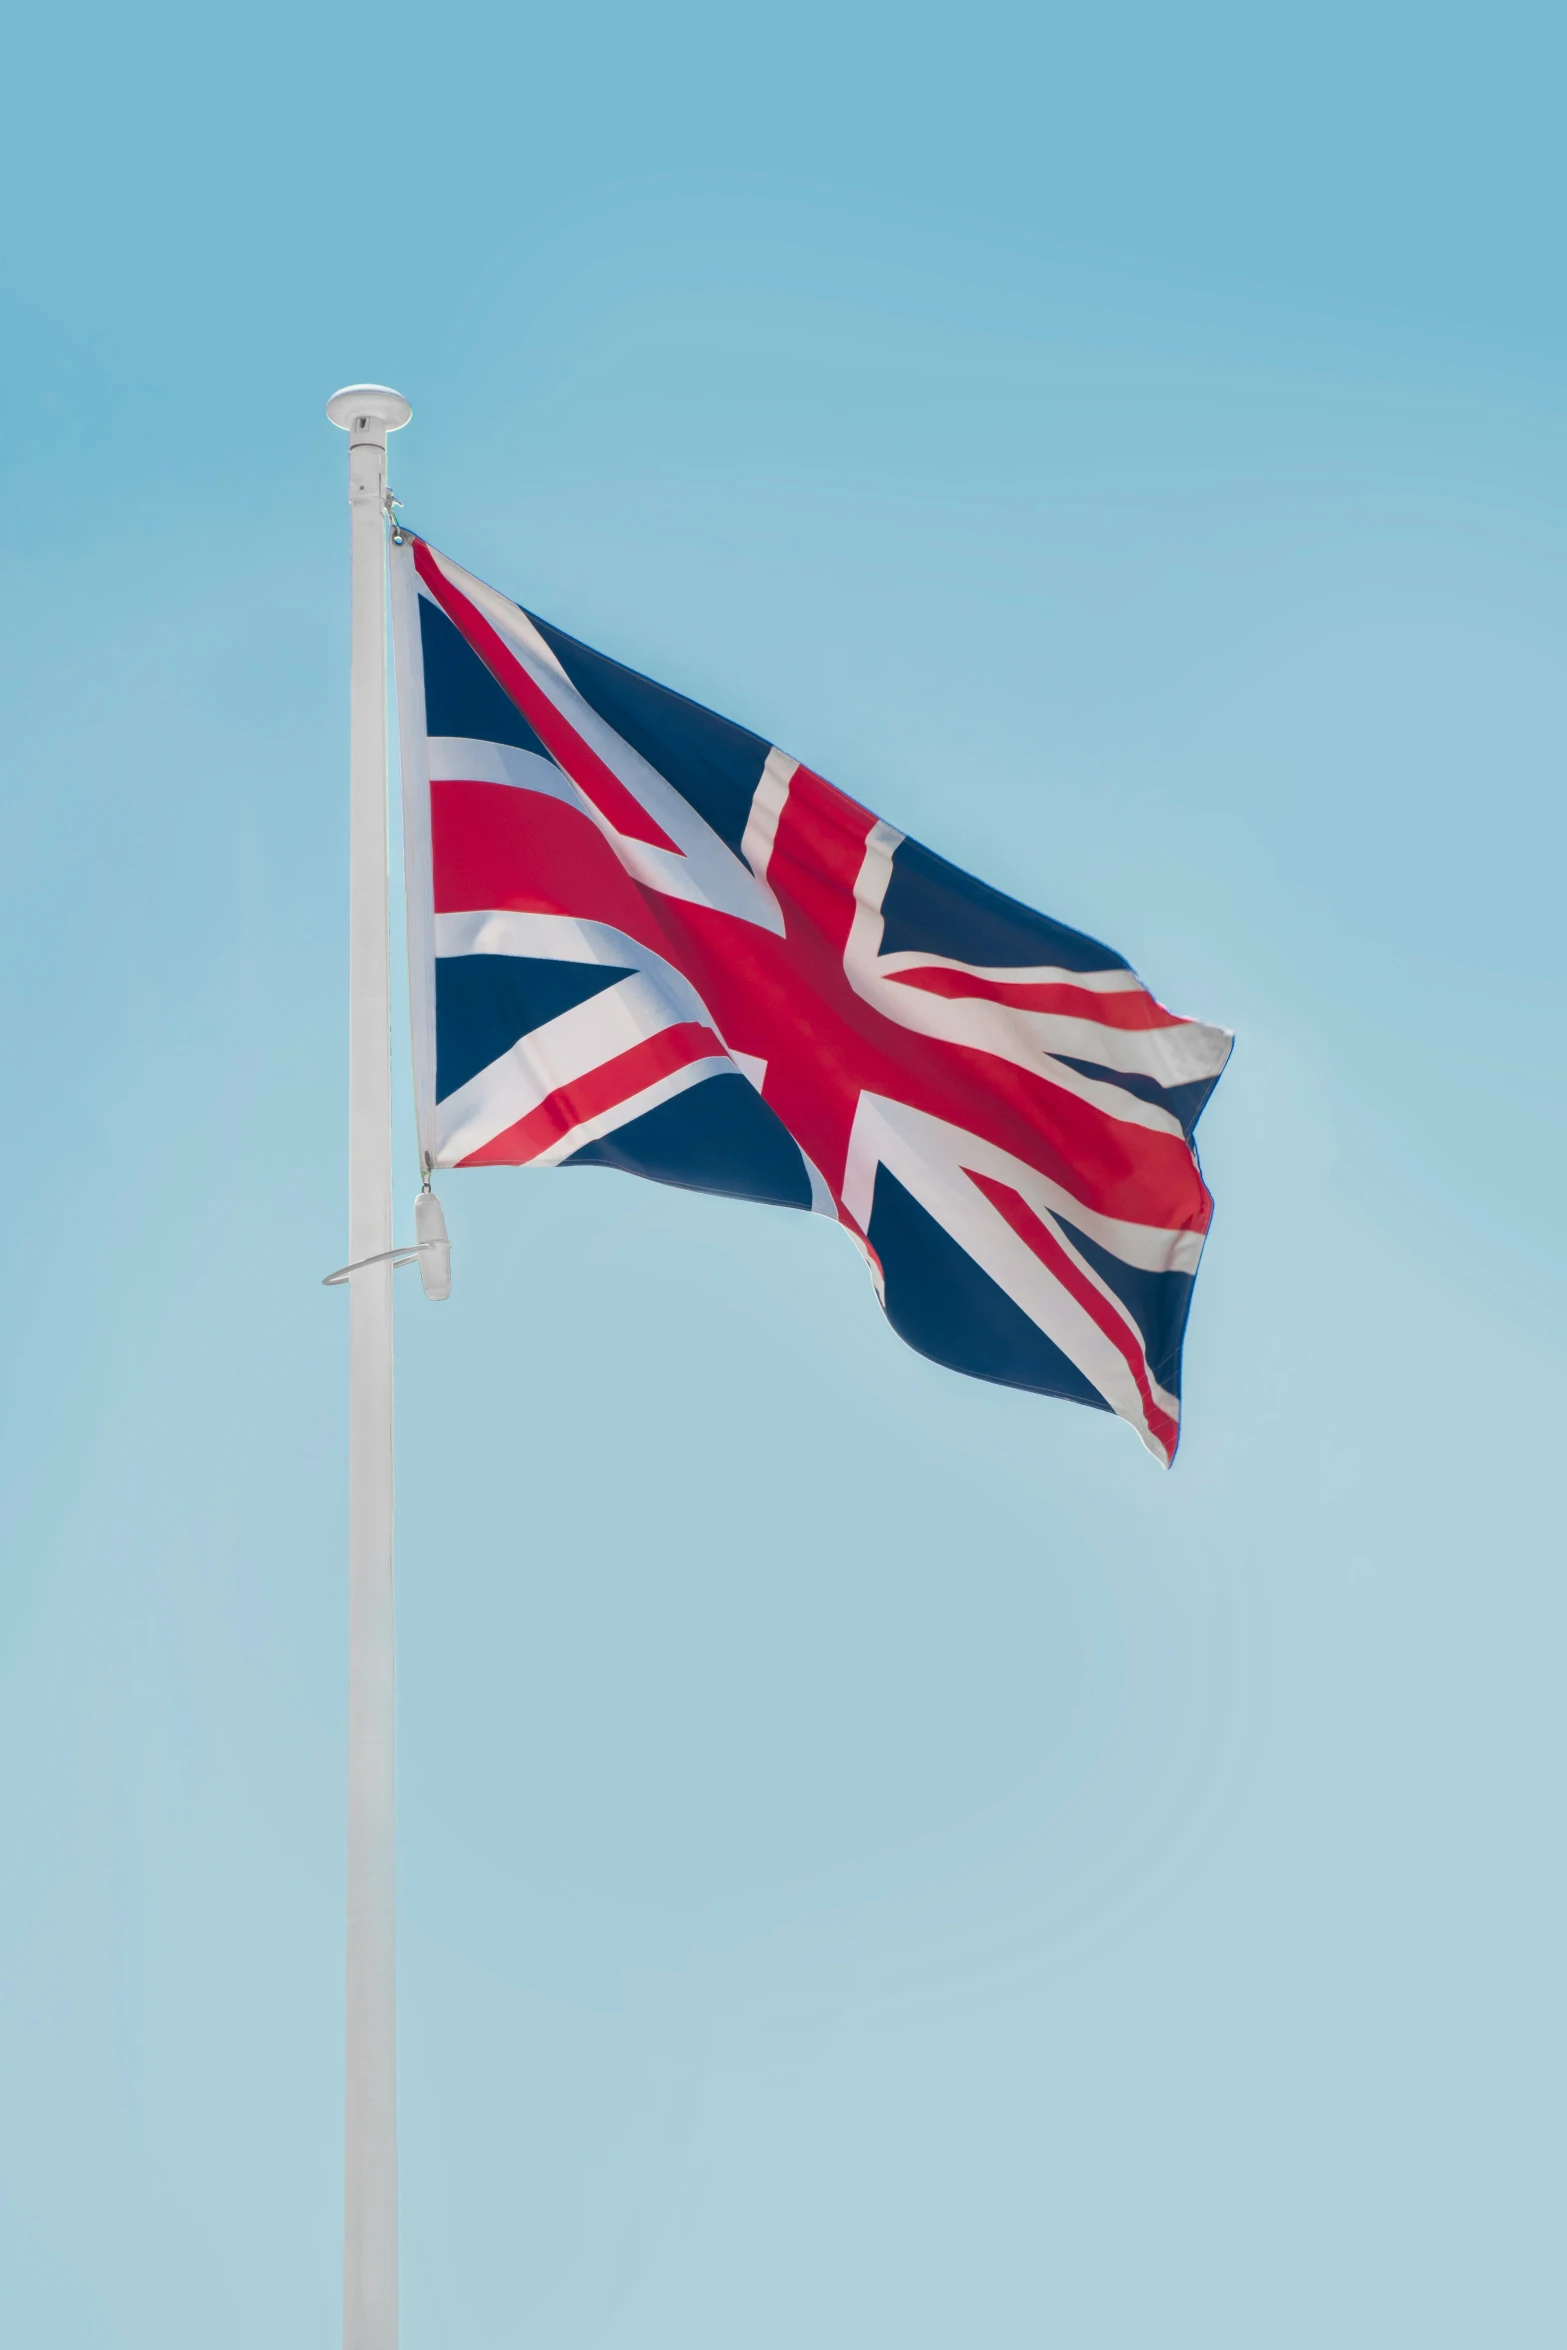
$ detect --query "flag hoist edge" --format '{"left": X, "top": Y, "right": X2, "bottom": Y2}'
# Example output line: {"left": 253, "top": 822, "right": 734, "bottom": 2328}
{"left": 389, "top": 533, "right": 1232, "bottom": 1463}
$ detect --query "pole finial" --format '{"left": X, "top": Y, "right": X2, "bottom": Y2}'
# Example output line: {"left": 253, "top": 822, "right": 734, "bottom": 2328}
{"left": 326, "top": 384, "right": 412, "bottom": 433}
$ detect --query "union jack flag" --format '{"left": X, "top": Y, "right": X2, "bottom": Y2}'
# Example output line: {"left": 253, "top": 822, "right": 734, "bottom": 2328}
{"left": 390, "top": 535, "right": 1232, "bottom": 1463}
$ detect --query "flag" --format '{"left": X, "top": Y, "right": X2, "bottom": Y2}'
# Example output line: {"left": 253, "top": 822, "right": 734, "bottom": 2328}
{"left": 390, "top": 535, "right": 1232, "bottom": 1463}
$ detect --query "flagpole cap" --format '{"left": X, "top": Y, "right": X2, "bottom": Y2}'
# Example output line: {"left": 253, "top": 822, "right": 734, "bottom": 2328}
{"left": 326, "top": 384, "right": 412, "bottom": 434}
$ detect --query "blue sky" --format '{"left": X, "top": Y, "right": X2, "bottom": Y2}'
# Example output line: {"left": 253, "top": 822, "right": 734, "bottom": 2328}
{"left": 2, "top": 4, "right": 1563, "bottom": 2344}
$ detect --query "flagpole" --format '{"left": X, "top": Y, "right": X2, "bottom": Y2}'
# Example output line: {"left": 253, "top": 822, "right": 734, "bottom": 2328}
{"left": 326, "top": 382, "right": 412, "bottom": 2350}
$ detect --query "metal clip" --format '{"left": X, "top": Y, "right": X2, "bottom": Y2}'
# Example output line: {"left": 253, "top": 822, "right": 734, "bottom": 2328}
{"left": 323, "top": 1190, "right": 451, "bottom": 1301}
{"left": 321, "top": 1242, "right": 429, "bottom": 1287}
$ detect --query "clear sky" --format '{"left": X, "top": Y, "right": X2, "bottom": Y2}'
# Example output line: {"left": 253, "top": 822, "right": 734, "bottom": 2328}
{"left": 2, "top": 4, "right": 1563, "bottom": 2344}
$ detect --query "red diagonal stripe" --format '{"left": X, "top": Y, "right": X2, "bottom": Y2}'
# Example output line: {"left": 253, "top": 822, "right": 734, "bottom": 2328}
{"left": 457, "top": 1021, "right": 725, "bottom": 1167}
{"left": 414, "top": 541, "right": 682, "bottom": 856}
{"left": 887, "top": 967, "right": 1190, "bottom": 1030}
{"left": 966, "top": 1169, "right": 1180, "bottom": 1461}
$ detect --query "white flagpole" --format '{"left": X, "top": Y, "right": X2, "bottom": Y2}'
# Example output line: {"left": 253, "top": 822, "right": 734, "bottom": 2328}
{"left": 326, "top": 382, "right": 412, "bottom": 2350}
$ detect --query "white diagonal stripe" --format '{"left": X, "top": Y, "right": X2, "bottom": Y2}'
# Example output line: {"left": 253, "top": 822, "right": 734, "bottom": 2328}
{"left": 420, "top": 558, "right": 785, "bottom": 933}
{"left": 843, "top": 1094, "right": 1180, "bottom": 1461}
{"left": 435, "top": 967, "right": 725, "bottom": 1166}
